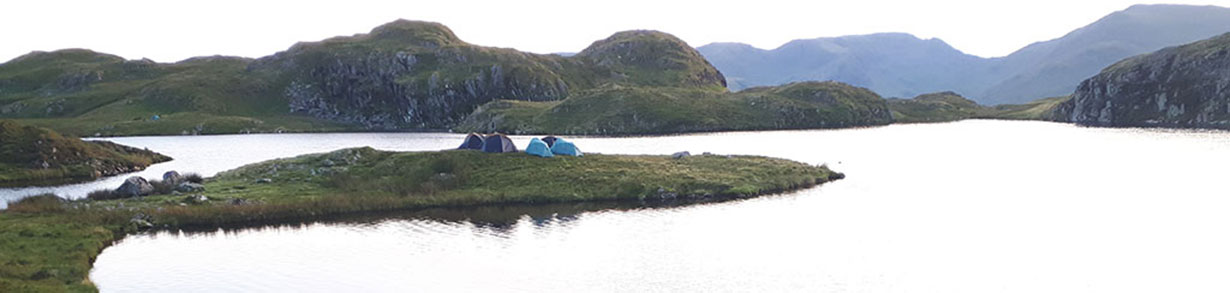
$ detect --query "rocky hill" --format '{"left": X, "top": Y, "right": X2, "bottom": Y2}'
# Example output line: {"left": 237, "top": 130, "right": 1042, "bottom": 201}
{"left": 1053, "top": 33, "right": 1230, "bottom": 129}
{"left": 0, "top": 120, "right": 170, "bottom": 186}
{"left": 0, "top": 20, "right": 740, "bottom": 136}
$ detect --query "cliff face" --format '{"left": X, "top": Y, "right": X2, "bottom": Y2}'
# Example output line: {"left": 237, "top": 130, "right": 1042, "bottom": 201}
{"left": 1055, "top": 33, "right": 1230, "bottom": 129}
{"left": 249, "top": 20, "right": 577, "bottom": 129}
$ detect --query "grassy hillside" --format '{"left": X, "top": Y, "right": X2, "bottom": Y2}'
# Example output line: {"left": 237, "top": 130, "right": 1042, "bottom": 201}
{"left": 0, "top": 120, "right": 170, "bottom": 187}
{"left": 0, "top": 49, "right": 356, "bottom": 136}
{"left": 886, "top": 92, "right": 1071, "bottom": 123}
{"left": 887, "top": 91, "right": 995, "bottom": 123}
{"left": 0, "top": 148, "right": 840, "bottom": 291}
{"left": 455, "top": 81, "right": 894, "bottom": 135}
{"left": 990, "top": 96, "right": 1071, "bottom": 121}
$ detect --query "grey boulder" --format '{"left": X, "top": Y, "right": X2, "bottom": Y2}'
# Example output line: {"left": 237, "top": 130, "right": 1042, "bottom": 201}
{"left": 115, "top": 176, "right": 154, "bottom": 197}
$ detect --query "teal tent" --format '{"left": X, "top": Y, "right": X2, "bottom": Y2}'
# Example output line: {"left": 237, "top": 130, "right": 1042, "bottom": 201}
{"left": 550, "top": 138, "right": 582, "bottom": 157}
{"left": 526, "top": 138, "right": 554, "bottom": 158}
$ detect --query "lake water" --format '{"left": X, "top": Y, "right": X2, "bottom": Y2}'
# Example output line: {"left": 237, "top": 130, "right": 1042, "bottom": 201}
{"left": 27, "top": 120, "right": 1230, "bottom": 292}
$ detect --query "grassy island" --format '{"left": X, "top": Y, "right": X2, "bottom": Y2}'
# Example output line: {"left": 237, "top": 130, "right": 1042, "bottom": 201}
{"left": 0, "top": 148, "right": 841, "bottom": 291}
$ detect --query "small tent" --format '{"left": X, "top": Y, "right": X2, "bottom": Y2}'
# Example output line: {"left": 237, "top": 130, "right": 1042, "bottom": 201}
{"left": 525, "top": 138, "right": 554, "bottom": 158}
{"left": 458, "top": 133, "right": 485, "bottom": 150}
{"left": 541, "top": 136, "right": 559, "bottom": 148}
{"left": 550, "top": 138, "right": 583, "bottom": 156}
{"left": 482, "top": 133, "right": 517, "bottom": 153}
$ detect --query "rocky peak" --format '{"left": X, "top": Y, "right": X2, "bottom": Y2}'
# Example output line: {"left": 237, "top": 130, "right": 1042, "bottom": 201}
{"left": 368, "top": 19, "right": 462, "bottom": 47}
{"left": 576, "top": 30, "right": 726, "bottom": 89}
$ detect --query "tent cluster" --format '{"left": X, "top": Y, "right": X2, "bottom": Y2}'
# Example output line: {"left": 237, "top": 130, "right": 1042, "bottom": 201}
{"left": 457, "top": 133, "right": 582, "bottom": 158}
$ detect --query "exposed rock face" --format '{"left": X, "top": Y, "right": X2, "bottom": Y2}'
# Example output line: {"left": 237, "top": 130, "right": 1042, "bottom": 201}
{"left": 249, "top": 20, "right": 576, "bottom": 129}
{"left": 1055, "top": 33, "right": 1230, "bottom": 129}
{"left": 267, "top": 50, "right": 571, "bottom": 129}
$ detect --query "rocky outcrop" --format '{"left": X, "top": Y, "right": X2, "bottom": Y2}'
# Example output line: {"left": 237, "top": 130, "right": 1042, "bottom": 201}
{"left": 577, "top": 30, "right": 727, "bottom": 89}
{"left": 1055, "top": 32, "right": 1230, "bottom": 129}
{"left": 115, "top": 176, "right": 154, "bottom": 197}
{"left": 249, "top": 20, "right": 580, "bottom": 129}
{"left": 248, "top": 21, "right": 725, "bottom": 130}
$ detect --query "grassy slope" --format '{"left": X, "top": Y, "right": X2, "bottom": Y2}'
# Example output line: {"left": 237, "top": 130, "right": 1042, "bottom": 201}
{"left": 455, "top": 81, "right": 894, "bottom": 135}
{"left": 0, "top": 120, "right": 170, "bottom": 187}
{"left": 989, "top": 95, "right": 1071, "bottom": 121}
{"left": 886, "top": 92, "right": 1071, "bottom": 123}
{"left": 0, "top": 50, "right": 357, "bottom": 137}
{"left": 0, "top": 148, "right": 840, "bottom": 291}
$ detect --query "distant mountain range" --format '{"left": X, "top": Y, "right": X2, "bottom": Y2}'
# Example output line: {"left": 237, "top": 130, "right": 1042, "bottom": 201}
{"left": 699, "top": 4, "right": 1230, "bottom": 105}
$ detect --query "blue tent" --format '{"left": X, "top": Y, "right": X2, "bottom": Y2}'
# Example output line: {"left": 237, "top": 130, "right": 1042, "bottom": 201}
{"left": 458, "top": 133, "right": 485, "bottom": 150}
{"left": 526, "top": 138, "right": 554, "bottom": 158}
{"left": 482, "top": 133, "right": 517, "bottom": 153}
{"left": 550, "top": 138, "right": 582, "bottom": 156}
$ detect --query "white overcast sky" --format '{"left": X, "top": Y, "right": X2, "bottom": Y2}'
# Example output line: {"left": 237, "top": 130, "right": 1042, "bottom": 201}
{"left": 2, "top": 0, "right": 1228, "bottom": 63}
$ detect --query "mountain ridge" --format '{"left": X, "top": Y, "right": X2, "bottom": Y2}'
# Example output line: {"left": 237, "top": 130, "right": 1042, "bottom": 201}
{"left": 699, "top": 4, "right": 1230, "bottom": 105}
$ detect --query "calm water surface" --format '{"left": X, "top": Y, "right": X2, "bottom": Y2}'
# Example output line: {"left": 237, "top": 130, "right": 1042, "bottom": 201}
{"left": 67, "top": 120, "right": 1230, "bottom": 291}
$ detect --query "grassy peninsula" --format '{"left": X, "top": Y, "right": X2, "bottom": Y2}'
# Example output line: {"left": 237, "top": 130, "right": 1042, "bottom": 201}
{"left": 0, "top": 148, "right": 841, "bottom": 291}
{"left": 0, "top": 120, "right": 169, "bottom": 187}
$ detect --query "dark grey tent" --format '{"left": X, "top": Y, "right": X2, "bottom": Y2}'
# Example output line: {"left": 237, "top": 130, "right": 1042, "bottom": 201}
{"left": 482, "top": 133, "right": 517, "bottom": 153}
{"left": 541, "top": 136, "right": 559, "bottom": 148}
{"left": 458, "top": 133, "right": 485, "bottom": 150}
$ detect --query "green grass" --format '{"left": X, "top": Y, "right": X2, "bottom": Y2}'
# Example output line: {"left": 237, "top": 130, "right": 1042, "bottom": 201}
{"left": 988, "top": 95, "right": 1071, "bottom": 121}
{"left": 455, "top": 81, "right": 895, "bottom": 135}
{"left": 0, "top": 120, "right": 170, "bottom": 187}
{"left": 885, "top": 92, "right": 1072, "bottom": 123}
{"left": 0, "top": 148, "right": 841, "bottom": 291}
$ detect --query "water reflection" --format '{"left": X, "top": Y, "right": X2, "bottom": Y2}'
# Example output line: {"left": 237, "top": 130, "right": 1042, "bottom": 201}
{"left": 77, "top": 120, "right": 1230, "bottom": 292}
